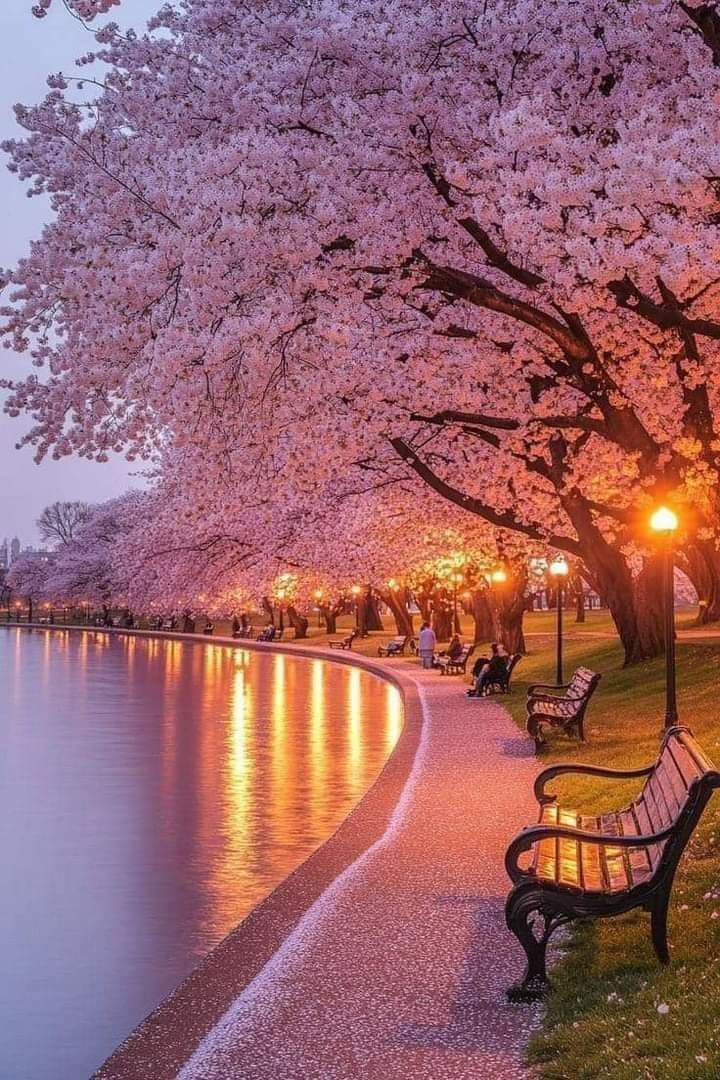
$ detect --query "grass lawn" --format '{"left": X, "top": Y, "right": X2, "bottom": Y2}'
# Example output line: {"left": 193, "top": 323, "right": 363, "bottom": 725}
{"left": 505, "top": 633, "right": 720, "bottom": 1079}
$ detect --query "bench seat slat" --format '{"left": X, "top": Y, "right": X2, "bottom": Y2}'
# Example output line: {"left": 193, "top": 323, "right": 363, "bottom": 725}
{"left": 535, "top": 805, "right": 631, "bottom": 893}
{"left": 580, "top": 840, "right": 604, "bottom": 892}
{"left": 619, "top": 808, "right": 654, "bottom": 883}
{"left": 558, "top": 808, "right": 580, "bottom": 888}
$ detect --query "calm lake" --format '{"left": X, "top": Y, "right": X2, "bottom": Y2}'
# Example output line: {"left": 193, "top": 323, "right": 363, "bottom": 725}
{"left": 0, "top": 627, "right": 402, "bottom": 1080}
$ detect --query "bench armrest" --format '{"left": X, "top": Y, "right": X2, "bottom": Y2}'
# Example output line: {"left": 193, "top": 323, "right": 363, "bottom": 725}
{"left": 505, "top": 821, "right": 676, "bottom": 884}
{"left": 534, "top": 761, "right": 655, "bottom": 804}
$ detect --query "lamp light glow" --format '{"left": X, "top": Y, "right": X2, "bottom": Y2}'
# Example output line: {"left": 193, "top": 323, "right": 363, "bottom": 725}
{"left": 351, "top": 584, "right": 361, "bottom": 596}
{"left": 491, "top": 568, "right": 507, "bottom": 584}
{"left": 549, "top": 555, "right": 569, "bottom": 577}
{"left": 650, "top": 506, "right": 679, "bottom": 534}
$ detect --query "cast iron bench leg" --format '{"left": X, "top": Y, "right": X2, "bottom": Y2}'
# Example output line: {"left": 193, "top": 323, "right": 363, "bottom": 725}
{"left": 651, "top": 888, "right": 671, "bottom": 965}
{"left": 505, "top": 885, "right": 556, "bottom": 1001}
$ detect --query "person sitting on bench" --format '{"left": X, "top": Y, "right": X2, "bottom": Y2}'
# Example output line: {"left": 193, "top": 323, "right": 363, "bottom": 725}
{"left": 434, "top": 633, "right": 463, "bottom": 667}
{"left": 468, "top": 643, "right": 508, "bottom": 697}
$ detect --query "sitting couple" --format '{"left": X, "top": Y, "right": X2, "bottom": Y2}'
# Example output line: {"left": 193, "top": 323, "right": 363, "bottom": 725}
{"left": 467, "top": 643, "right": 508, "bottom": 697}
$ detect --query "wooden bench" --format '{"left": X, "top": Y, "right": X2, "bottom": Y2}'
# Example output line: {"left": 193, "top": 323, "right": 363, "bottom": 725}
{"left": 438, "top": 643, "right": 474, "bottom": 675}
{"left": 526, "top": 666, "right": 601, "bottom": 744}
{"left": 329, "top": 630, "right": 357, "bottom": 651}
{"left": 504, "top": 726, "right": 720, "bottom": 1001}
{"left": 378, "top": 635, "right": 408, "bottom": 657}
{"left": 482, "top": 652, "right": 522, "bottom": 695}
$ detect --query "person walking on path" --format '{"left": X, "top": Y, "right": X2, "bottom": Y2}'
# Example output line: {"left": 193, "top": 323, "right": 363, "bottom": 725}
{"left": 417, "top": 621, "right": 436, "bottom": 669}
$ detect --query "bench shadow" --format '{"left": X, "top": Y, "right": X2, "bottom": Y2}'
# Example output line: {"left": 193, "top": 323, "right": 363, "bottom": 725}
{"left": 497, "top": 735, "right": 537, "bottom": 760}
{"left": 388, "top": 895, "right": 542, "bottom": 1053}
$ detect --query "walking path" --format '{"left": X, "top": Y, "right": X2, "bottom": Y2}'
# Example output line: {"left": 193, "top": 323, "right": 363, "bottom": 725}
{"left": 175, "top": 659, "right": 542, "bottom": 1080}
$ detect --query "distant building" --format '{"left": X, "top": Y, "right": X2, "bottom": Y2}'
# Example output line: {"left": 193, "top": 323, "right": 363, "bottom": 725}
{"left": 0, "top": 539, "right": 8, "bottom": 570}
{"left": 10, "top": 537, "right": 21, "bottom": 564}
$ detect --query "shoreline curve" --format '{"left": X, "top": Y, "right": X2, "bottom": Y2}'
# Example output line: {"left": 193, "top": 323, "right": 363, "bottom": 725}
{"left": 2, "top": 624, "right": 424, "bottom": 1080}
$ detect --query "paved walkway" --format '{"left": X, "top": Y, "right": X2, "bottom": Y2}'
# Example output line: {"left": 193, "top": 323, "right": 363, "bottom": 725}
{"left": 179, "top": 664, "right": 542, "bottom": 1080}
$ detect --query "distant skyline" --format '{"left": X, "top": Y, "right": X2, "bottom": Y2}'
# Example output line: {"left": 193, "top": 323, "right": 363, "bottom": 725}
{"left": 0, "top": 1, "right": 157, "bottom": 541}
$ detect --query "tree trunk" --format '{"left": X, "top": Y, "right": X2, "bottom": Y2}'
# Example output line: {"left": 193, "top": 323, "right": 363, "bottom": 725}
{"left": 490, "top": 563, "right": 527, "bottom": 654}
{"left": 470, "top": 588, "right": 494, "bottom": 644}
{"left": 377, "top": 589, "right": 414, "bottom": 636}
{"left": 680, "top": 541, "right": 720, "bottom": 624}
{"left": 585, "top": 548, "right": 665, "bottom": 664}
{"left": 432, "top": 602, "right": 453, "bottom": 642}
{"left": 570, "top": 573, "right": 586, "bottom": 623}
{"left": 319, "top": 604, "right": 338, "bottom": 635}
{"left": 364, "top": 588, "right": 384, "bottom": 631}
{"left": 416, "top": 591, "right": 432, "bottom": 623}
{"left": 562, "top": 495, "right": 665, "bottom": 665}
{"left": 261, "top": 596, "right": 275, "bottom": 626}
{"left": 286, "top": 605, "right": 309, "bottom": 639}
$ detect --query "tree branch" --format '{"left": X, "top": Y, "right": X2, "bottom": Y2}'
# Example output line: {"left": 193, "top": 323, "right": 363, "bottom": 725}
{"left": 389, "top": 436, "right": 582, "bottom": 555}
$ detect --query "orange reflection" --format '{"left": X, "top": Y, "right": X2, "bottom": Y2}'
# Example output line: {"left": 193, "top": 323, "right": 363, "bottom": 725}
{"left": 146, "top": 640, "right": 401, "bottom": 950}
{"left": 347, "top": 666, "right": 362, "bottom": 778}
{"left": 309, "top": 660, "right": 328, "bottom": 810}
{"left": 385, "top": 684, "right": 403, "bottom": 752}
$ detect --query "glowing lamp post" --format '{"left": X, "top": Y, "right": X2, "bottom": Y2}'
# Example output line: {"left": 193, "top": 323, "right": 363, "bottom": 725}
{"left": 650, "top": 506, "right": 679, "bottom": 729}
{"left": 451, "top": 571, "right": 463, "bottom": 633}
{"left": 491, "top": 568, "right": 507, "bottom": 585}
{"left": 351, "top": 584, "right": 362, "bottom": 632}
{"left": 314, "top": 588, "right": 324, "bottom": 628}
{"left": 549, "top": 555, "right": 569, "bottom": 685}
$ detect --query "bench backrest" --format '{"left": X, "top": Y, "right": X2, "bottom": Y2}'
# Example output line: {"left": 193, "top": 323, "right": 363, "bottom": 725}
{"left": 567, "top": 667, "right": 599, "bottom": 698}
{"left": 633, "top": 727, "right": 720, "bottom": 879}
{"left": 389, "top": 635, "right": 406, "bottom": 645}
{"left": 506, "top": 653, "right": 522, "bottom": 678}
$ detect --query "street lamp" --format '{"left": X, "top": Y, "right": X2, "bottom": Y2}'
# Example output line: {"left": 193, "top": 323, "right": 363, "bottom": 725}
{"left": 451, "top": 571, "right": 463, "bottom": 634}
{"left": 490, "top": 568, "right": 507, "bottom": 584}
{"left": 549, "top": 555, "right": 569, "bottom": 685}
{"left": 314, "top": 588, "right": 324, "bottom": 628}
{"left": 650, "top": 505, "right": 679, "bottom": 729}
{"left": 351, "top": 584, "right": 361, "bottom": 630}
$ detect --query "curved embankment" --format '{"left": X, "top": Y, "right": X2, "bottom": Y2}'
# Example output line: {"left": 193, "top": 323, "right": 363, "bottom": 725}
{"left": 9, "top": 625, "right": 543, "bottom": 1078}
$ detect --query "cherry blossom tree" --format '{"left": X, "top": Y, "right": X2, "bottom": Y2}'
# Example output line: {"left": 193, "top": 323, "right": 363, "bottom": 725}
{"left": 5, "top": 0, "right": 720, "bottom": 662}
{"left": 7, "top": 551, "right": 55, "bottom": 618}
{"left": 31, "top": 0, "right": 119, "bottom": 20}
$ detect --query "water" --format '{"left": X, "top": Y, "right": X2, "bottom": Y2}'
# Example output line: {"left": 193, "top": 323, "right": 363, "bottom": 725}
{"left": 0, "top": 628, "right": 402, "bottom": 1080}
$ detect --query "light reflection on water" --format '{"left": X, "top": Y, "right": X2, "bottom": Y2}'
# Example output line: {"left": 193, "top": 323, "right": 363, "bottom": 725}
{"left": 0, "top": 628, "right": 402, "bottom": 1080}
